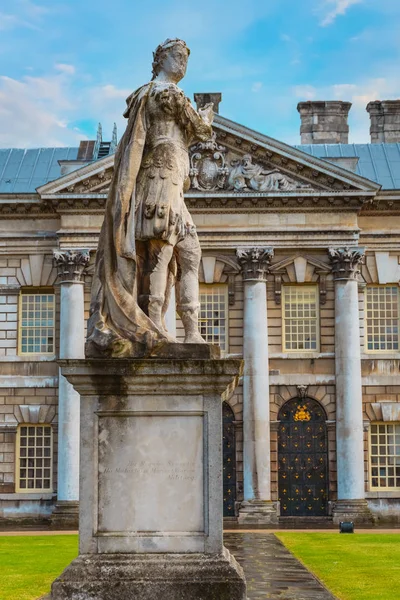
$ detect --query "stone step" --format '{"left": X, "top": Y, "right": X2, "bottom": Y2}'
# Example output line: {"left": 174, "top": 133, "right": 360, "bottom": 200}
{"left": 279, "top": 516, "right": 335, "bottom": 529}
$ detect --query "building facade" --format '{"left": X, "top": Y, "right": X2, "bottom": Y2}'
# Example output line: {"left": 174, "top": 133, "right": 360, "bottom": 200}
{"left": 1, "top": 98, "right": 400, "bottom": 525}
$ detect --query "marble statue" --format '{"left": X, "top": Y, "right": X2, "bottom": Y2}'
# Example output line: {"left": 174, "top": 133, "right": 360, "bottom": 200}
{"left": 86, "top": 39, "right": 214, "bottom": 357}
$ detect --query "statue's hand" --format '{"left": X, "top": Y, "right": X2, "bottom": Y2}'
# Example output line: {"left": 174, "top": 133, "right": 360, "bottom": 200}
{"left": 198, "top": 102, "right": 214, "bottom": 125}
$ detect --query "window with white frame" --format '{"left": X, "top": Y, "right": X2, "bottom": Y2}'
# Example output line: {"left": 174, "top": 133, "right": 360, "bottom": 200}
{"left": 282, "top": 285, "right": 319, "bottom": 351}
{"left": 365, "top": 285, "right": 399, "bottom": 352}
{"left": 16, "top": 425, "right": 53, "bottom": 492}
{"left": 369, "top": 423, "right": 400, "bottom": 490}
{"left": 199, "top": 284, "right": 228, "bottom": 351}
{"left": 18, "top": 289, "right": 55, "bottom": 355}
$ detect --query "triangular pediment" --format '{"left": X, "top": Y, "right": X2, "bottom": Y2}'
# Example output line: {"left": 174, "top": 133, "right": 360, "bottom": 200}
{"left": 37, "top": 154, "right": 114, "bottom": 196}
{"left": 211, "top": 115, "right": 379, "bottom": 193}
{"left": 37, "top": 114, "right": 380, "bottom": 201}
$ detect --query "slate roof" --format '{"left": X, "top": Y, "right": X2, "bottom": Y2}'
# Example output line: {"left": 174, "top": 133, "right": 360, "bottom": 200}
{"left": 1, "top": 142, "right": 400, "bottom": 193}
{"left": 0, "top": 147, "right": 78, "bottom": 193}
{"left": 296, "top": 143, "right": 400, "bottom": 190}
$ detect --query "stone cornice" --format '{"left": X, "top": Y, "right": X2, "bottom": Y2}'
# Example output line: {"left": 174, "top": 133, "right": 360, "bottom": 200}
{"left": 186, "top": 190, "right": 374, "bottom": 212}
{"left": 236, "top": 247, "right": 274, "bottom": 281}
{"left": 0, "top": 199, "right": 56, "bottom": 218}
{"left": 328, "top": 247, "right": 365, "bottom": 281}
{"left": 360, "top": 196, "right": 400, "bottom": 215}
{"left": 0, "top": 192, "right": 378, "bottom": 217}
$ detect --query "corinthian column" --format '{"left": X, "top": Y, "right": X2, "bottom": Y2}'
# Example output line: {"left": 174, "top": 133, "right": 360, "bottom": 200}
{"left": 236, "top": 247, "right": 278, "bottom": 525}
{"left": 328, "top": 247, "right": 373, "bottom": 524}
{"left": 52, "top": 249, "right": 90, "bottom": 527}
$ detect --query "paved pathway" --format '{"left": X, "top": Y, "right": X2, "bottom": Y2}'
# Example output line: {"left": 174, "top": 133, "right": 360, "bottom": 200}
{"left": 225, "top": 532, "right": 337, "bottom": 600}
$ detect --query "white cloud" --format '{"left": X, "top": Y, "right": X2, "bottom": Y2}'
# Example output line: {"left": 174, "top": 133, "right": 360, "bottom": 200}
{"left": 319, "top": 0, "right": 363, "bottom": 27}
{"left": 0, "top": 1, "right": 48, "bottom": 31}
{"left": 100, "top": 85, "right": 132, "bottom": 99}
{"left": 251, "top": 82, "right": 263, "bottom": 93}
{"left": 0, "top": 71, "right": 84, "bottom": 147}
{"left": 0, "top": 11, "right": 37, "bottom": 30}
{"left": 293, "top": 85, "right": 317, "bottom": 100}
{"left": 332, "top": 83, "right": 358, "bottom": 97}
{"left": 55, "top": 63, "right": 75, "bottom": 75}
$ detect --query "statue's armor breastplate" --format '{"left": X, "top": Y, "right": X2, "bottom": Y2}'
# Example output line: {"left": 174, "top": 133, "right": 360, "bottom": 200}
{"left": 135, "top": 83, "right": 191, "bottom": 245}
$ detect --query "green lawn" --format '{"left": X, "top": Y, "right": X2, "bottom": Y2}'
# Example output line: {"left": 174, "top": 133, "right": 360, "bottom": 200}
{"left": 1, "top": 533, "right": 400, "bottom": 600}
{"left": 276, "top": 533, "right": 400, "bottom": 600}
{"left": 0, "top": 535, "right": 78, "bottom": 600}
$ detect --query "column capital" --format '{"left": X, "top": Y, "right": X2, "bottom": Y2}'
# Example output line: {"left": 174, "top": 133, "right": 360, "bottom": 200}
{"left": 236, "top": 247, "right": 274, "bottom": 282}
{"left": 54, "top": 249, "right": 90, "bottom": 283}
{"left": 328, "top": 247, "right": 365, "bottom": 281}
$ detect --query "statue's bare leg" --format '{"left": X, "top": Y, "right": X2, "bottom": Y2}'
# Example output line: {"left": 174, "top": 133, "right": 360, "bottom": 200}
{"left": 147, "top": 239, "right": 174, "bottom": 334}
{"left": 175, "top": 232, "right": 206, "bottom": 344}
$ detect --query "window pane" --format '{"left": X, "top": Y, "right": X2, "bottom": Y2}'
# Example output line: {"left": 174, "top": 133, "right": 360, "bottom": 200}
{"left": 17, "top": 425, "right": 52, "bottom": 491}
{"left": 283, "top": 286, "right": 319, "bottom": 352}
{"left": 198, "top": 285, "right": 228, "bottom": 351}
{"left": 370, "top": 423, "right": 400, "bottom": 490}
{"left": 366, "top": 286, "right": 399, "bottom": 352}
{"left": 19, "top": 292, "right": 55, "bottom": 355}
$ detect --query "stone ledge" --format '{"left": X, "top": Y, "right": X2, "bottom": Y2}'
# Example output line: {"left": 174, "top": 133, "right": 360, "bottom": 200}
{"left": 48, "top": 548, "right": 246, "bottom": 600}
{"left": 59, "top": 357, "right": 244, "bottom": 396}
{"left": 0, "top": 493, "right": 56, "bottom": 500}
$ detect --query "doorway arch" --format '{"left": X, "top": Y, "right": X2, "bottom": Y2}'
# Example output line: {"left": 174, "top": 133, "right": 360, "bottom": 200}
{"left": 222, "top": 402, "right": 236, "bottom": 517}
{"left": 278, "top": 397, "right": 328, "bottom": 517}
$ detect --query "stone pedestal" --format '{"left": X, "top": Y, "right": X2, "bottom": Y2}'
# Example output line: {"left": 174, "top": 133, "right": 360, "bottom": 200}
{"left": 238, "top": 500, "right": 278, "bottom": 525}
{"left": 332, "top": 499, "right": 375, "bottom": 525}
{"left": 51, "top": 249, "right": 90, "bottom": 529}
{"left": 329, "top": 248, "right": 373, "bottom": 525}
{"left": 48, "top": 354, "right": 246, "bottom": 599}
{"left": 236, "top": 248, "right": 278, "bottom": 526}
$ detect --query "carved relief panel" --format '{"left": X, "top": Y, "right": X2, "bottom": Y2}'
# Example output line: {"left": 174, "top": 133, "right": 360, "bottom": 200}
{"left": 189, "top": 133, "right": 229, "bottom": 191}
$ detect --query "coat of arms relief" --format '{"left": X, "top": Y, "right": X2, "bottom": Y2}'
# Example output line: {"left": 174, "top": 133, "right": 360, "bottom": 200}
{"left": 188, "top": 133, "right": 311, "bottom": 193}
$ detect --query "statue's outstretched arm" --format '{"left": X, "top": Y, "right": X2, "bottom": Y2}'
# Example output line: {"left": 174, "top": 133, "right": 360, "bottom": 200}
{"left": 179, "top": 95, "right": 214, "bottom": 142}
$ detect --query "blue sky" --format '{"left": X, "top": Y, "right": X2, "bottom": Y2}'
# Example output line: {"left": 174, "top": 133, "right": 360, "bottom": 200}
{"left": 0, "top": 0, "right": 399, "bottom": 147}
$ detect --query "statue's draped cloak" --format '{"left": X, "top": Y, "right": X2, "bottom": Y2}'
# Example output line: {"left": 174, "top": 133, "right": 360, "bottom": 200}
{"left": 87, "top": 83, "right": 167, "bottom": 354}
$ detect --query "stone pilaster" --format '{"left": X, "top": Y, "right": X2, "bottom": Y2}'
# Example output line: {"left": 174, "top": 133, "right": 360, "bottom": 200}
{"left": 236, "top": 247, "right": 278, "bottom": 525}
{"left": 51, "top": 249, "right": 90, "bottom": 528}
{"left": 328, "top": 247, "right": 373, "bottom": 524}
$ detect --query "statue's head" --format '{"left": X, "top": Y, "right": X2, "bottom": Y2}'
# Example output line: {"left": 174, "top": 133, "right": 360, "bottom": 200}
{"left": 152, "top": 38, "right": 190, "bottom": 83}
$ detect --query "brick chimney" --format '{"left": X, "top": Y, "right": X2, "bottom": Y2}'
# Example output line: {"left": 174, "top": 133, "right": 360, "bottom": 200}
{"left": 366, "top": 100, "right": 400, "bottom": 143}
{"left": 297, "top": 101, "right": 352, "bottom": 144}
{"left": 194, "top": 93, "right": 222, "bottom": 114}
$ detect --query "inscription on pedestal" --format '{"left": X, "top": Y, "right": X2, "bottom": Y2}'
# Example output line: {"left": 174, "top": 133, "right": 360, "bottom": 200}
{"left": 97, "top": 415, "right": 204, "bottom": 533}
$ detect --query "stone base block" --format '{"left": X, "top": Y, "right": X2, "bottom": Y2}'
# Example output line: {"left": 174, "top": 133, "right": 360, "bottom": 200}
{"left": 332, "top": 499, "right": 375, "bottom": 525}
{"left": 238, "top": 500, "right": 278, "bottom": 526}
{"left": 48, "top": 548, "right": 246, "bottom": 600}
{"left": 50, "top": 501, "right": 79, "bottom": 530}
